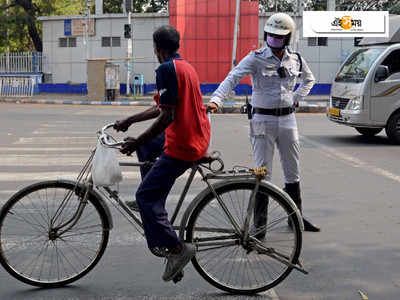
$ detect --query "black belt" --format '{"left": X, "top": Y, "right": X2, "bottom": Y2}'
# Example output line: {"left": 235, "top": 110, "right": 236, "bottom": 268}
{"left": 252, "top": 107, "right": 295, "bottom": 116}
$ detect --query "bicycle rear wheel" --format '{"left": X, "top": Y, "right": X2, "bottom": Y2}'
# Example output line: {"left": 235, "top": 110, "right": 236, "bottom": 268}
{"left": 0, "top": 180, "right": 110, "bottom": 287}
{"left": 186, "top": 180, "right": 302, "bottom": 294}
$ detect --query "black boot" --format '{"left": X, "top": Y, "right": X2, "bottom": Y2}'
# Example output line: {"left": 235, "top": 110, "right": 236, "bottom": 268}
{"left": 284, "top": 182, "right": 320, "bottom": 232}
{"left": 251, "top": 193, "right": 269, "bottom": 239}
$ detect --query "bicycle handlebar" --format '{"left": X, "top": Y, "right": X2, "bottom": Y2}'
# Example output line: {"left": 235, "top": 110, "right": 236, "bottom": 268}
{"left": 99, "top": 123, "right": 124, "bottom": 148}
{"left": 98, "top": 123, "right": 225, "bottom": 172}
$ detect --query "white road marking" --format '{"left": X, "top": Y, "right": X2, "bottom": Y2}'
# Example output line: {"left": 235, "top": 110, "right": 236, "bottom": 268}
{"left": 75, "top": 110, "right": 133, "bottom": 116}
{"left": 301, "top": 135, "right": 400, "bottom": 183}
{"left": 33, "top": 130, "right": 96, "bottom": 135}
{"left": 0, "top": 169, "right": 202, "bottom": 182}
{"left": 14, "top": 136, "right": 96, "bottom": 145}
{"left": 265, "top": 288, "right": 280, "bottom": 299}
{"left": 0, "top": 154, "right": 147, "bottom": 166}
{"left": 0, "top": 147, "right": 91, "bottom": 152}
{"left": 0, "top": 190, "right": 18, "bottom": 195}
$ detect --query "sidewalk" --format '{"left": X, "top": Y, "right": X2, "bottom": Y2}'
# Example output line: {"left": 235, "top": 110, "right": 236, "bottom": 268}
{"left": 0, "top": 93, "right": 328, "bottom": 113}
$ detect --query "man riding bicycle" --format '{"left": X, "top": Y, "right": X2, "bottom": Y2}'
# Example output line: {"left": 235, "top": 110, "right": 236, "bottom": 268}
{"left": 113, "top": 25, "right": 210, "bottom": 282}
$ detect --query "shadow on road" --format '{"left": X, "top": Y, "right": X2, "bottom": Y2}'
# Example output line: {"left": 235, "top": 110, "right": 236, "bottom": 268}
{"left": 305, "top": 134, "right": 397, "bottom": 147}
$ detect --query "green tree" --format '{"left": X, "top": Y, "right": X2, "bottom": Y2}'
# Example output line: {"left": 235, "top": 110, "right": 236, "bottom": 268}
{"left": 304, "top": 0, "right": 327, "bottom": 11}
{"left": 145, "top": 0, "right": 168, "bottom": 12}
{"left": 259, "top": 0, "right": 296, "bottom": 13}
{"left": 103, "top": 0, "right": 123, "bottom": 13}
{"left": 0, "top": 0, "right": 84, "bottom": 53}
{"left": 304, "top": 0, "right": 400, "bottom": 13}
{"left": 103, "top": 0, "right": 168, "bottom": 13}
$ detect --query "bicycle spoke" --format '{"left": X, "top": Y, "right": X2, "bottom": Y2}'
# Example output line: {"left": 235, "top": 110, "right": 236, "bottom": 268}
{"left": 21, "top": 239, "right": 49, "bottom": 277}
{"left": 7, "top": 208, "right": 47, "bottom": 233}
{"left": 0, "top": 182, "right": 108, "bottom": 286}
{"left": 66, "top": 223, "right": 103, "bottom": 233}
{"left": 188, "top": 182, "right": 301, "bottom": 293}
{"left": 58, "top": 238, "right": 99, "bottom": 254}
{"left": 53, "top": 240, "right": 80, "bottom": 276}
{"left": 2, "top": 234, "right": 46, "bottom": 253}
{"left": 58, "top": 239, "right": 92, "bottom": 270}
{"left": 60, "top": 230, "right": 103, "bottom": 239}
{"left": 30, "top": 190, "right": 51, "bottom": 229}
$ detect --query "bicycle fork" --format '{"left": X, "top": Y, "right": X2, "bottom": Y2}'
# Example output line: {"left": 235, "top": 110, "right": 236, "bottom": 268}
{"left": 50, "top": 181, "right": 92, "bottom": 238}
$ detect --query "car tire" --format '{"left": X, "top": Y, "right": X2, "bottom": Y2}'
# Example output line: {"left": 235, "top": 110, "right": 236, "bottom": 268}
{"left": 385, "top": 112, "right": 400, "bottom": 144}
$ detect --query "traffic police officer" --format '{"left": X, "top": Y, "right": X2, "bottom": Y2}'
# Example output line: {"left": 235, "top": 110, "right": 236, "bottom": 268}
{"left": 206, "top": 13, "right": 320, "bottom": 233}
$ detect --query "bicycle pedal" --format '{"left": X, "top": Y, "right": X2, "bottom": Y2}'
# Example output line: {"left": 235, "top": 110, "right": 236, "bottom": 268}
{"left": 172, "top": 270, "right": 184, "bottom": 284}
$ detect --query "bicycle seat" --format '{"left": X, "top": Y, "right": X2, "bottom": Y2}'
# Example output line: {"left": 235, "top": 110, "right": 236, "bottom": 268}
{"left": 194, "top": 151, "right": 224, "bottom": 172}
{"left": 195, "top": 154, "right": 215, "bottom": 165}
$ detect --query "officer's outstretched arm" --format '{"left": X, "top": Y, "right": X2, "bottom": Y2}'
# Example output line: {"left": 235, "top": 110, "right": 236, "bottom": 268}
{"left": 209, "top": 52, "right": 257, "bottom": 109}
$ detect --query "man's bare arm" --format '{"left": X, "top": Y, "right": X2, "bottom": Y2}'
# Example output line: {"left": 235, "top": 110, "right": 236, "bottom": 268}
{"left": 114, "top": 106, "right": 160, "bottom": 132}
{"left": 120, "top": 106, "right": 175, "bottom": 156}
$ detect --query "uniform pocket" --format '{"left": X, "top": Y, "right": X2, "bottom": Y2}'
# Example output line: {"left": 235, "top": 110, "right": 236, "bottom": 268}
{"left": 249, "top": 120, "right": 266, "bottom": 138}
{"left": 261, "top": 64, "right": 278, "bottom": 77}
{"left": 288, "top": 67, "right": 301, "bottom": 77}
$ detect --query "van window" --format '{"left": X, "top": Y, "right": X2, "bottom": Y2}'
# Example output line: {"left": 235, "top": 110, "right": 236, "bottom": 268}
{"left": 381, "top": 49, "right": 400, "bottom": 76}
{"left": 335, "top": 48, "right": 384, "bottom": 83}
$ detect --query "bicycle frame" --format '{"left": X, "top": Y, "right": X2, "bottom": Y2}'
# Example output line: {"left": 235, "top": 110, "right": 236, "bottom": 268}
{"left": 52, "top": 156, "right": 262, "bottom": 243}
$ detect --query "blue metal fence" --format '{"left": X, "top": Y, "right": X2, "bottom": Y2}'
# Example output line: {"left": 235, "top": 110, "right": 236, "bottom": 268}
{"left": 0, "top": 52, "right": 43, "bottom": 73}
{"left": 37, "top": 83, "right": 331, "bottom": 96}
{"left": 0, "top": 74, "right": 42, "bottom": 97}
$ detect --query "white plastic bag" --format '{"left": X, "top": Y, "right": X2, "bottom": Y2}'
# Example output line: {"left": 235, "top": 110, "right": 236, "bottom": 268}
{"left": 91, "top": 134, "right": 123, "bottom": 187}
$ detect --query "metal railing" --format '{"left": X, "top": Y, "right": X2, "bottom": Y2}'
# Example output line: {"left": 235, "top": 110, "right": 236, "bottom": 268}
{"left": 0, "top": 52, "right": 43, "bottom": 73}
{"left": 0, "top": 76, "right": 35, "bottom": 97}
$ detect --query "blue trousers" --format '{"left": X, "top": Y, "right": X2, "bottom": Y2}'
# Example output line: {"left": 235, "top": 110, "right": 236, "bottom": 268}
{"left": 136, "top": 132, "right": 165, "bottom": 179}
{"left": 136, "top": 152, "right": 192, "bottom": 249}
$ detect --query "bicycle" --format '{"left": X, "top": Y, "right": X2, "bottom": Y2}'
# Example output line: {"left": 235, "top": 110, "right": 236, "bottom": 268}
{"left": 0, "top": 123, "right": 307, "bottom": 294}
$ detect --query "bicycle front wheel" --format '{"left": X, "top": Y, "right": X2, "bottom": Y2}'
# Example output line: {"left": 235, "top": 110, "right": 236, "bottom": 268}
{"left": 0, "top": 180, "right": 110, "bottom": 287}
{"left": 186, "top": 180, "right": 302, "bottom": 294}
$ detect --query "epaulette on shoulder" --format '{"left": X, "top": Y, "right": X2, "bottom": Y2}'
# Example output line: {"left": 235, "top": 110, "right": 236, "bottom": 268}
{"left": 254, "top": 47, "right": 267, "bottom": 55}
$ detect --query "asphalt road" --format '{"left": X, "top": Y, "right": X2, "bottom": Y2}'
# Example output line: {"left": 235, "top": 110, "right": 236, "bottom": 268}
{"left": 0, "top": 103, "right": 399, "bottom": 300}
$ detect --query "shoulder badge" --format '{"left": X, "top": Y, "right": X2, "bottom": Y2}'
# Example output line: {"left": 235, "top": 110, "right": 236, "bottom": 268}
{"left": 254, "top": 47, "right": 267, "bottom": 55}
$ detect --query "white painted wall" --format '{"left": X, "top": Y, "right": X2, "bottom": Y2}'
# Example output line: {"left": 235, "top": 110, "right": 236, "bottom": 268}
{"left": 39, "top": 13, "right": 356, "bottom": 85}
{"left": 39, "top": 14, "right": 168, "bottom": 84}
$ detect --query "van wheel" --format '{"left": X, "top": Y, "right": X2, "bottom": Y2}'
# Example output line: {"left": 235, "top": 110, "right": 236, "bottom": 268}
{"left": 385, "top": 112, "right": 400, "bottom": 144}
{"left": 355, "top": 127, "right": 382, "bottom": 137}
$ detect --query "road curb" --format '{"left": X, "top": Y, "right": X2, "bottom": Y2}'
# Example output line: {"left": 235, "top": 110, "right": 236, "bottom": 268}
{"left": 0, "top": 97, "right": 327, "bottom": 113}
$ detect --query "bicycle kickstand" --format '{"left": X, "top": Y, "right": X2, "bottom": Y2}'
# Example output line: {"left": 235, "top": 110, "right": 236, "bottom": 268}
{"left": 172, "top": 270, "right": 184, "bottom": 284}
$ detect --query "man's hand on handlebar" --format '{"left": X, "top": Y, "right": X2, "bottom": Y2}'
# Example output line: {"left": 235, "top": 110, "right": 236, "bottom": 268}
{"left": 113, "top": 119, "right": 131, "bottom": 132}
{"left": 120, "top": 137, "right": 139, "bottom": 156}
{"left": 206, "top": 102, "right": 219, "bottom": 113}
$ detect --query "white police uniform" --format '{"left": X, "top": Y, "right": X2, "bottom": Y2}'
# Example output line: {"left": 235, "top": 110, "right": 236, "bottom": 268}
{"left": 210, "top": 46, "right": 315, "bottom": 183}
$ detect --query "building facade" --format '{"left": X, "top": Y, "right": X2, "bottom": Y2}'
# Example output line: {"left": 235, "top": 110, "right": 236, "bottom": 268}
{"left": 38, "top": 12, "right": 358, "bottom": 89}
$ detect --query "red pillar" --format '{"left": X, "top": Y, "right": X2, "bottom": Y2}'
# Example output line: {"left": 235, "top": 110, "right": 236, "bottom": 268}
{"left": 169, "top": 0, "right": 259, "bottom": 85}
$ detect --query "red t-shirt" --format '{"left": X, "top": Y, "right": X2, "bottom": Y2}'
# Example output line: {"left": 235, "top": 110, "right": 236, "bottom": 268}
{"left": 155, "top": 54, "right": 210, "bottom": 161}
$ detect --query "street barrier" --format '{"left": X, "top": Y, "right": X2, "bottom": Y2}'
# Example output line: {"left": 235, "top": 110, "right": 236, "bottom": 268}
{"left": 0, "top": 76, "right": 36, "bottom": 97}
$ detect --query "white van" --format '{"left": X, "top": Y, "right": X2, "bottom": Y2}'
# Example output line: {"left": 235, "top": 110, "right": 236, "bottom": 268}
{"left": 327, "top": 16, "right": 400, "bottom": 144}
{"left": 327, "top": 43, "right": 400, "bottom": 144}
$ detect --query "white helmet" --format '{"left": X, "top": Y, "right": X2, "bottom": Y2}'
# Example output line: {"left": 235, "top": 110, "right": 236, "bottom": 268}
{"left": 264, "top": 13, "right": 296, "bottom": 45}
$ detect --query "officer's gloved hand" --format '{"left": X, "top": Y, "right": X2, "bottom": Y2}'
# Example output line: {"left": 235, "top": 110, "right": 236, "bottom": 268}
{"left": 206, "top": 102, "right": 219, "bottom": 113}
{"left": 292, "top": 94, "right": 303, "bottom": 108}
